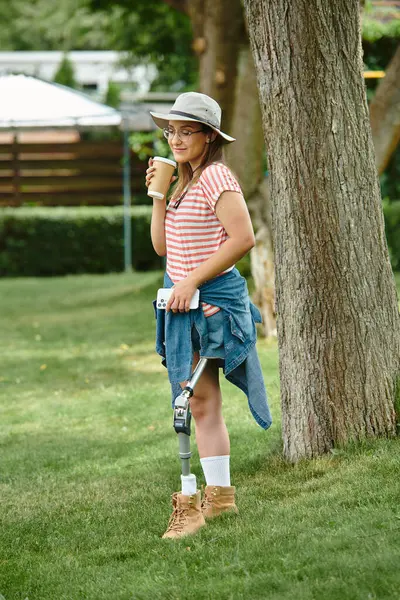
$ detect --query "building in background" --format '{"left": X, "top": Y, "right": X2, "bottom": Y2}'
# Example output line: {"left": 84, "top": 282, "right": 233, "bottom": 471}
{"left": 0, "top": 52, "right": 182, "bottom": 134}
{"left": 0, "top": 51, "right": 156, "bottom": 99}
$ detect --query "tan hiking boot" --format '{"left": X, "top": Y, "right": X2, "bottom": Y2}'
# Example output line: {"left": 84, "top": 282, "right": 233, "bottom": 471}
{"left": 201, "top": 485, "right": 239, "bottom": 519}
{"left": 162, "top": 491, "right": 206, "bottom": 539}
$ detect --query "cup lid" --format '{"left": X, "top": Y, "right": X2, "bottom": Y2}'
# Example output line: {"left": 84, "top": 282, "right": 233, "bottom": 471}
{"left": 153, "top": 156, "right": 176, "bottom": 167}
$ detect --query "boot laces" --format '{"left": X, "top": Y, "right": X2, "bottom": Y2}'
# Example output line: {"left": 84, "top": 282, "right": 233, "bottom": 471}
{"left": 201, "top": 489, "right": 213, "bottom": 512}
{"left": 165, "top": 495, "right": 191, "bottom": 533}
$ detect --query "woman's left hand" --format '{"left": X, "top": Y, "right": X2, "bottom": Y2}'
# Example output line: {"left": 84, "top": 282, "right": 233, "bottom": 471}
{"left": 166, "top": 277, "right": 199, "bottom": 313}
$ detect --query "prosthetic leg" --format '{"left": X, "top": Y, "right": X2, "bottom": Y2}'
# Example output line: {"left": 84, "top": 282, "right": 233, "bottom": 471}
{"left": 173, "top": 358, "right": 208, "bottom": 475}
{"left": 163, "top": 357, "right": 237, "bottom": 538}
{"left": 161, "top": 359, "right": 209, "bottom": 538}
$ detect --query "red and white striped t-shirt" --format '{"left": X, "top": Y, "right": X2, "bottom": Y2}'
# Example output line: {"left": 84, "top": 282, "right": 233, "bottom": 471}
{"left": 165, "top": 162, "right": 243, "bottom": 317}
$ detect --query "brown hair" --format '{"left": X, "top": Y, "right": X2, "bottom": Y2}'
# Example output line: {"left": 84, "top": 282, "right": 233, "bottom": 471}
{"left": 169, "top": 126, "right": 226, "bottom": 204}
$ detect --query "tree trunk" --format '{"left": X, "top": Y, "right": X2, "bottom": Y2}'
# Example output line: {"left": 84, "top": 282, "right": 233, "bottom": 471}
{"left": 369, "top": 43, "right": 400, "bottom": 175}
{"left": 244, "top": 0, "right": 400, "bottom": 462}
{"left": 226, "top": 44, "right": 276, "bottom": 336}
{"left": 187, "top": 0, "right": 244, "bottom": 130}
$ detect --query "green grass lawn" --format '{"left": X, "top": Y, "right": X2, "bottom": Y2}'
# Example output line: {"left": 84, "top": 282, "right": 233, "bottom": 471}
{"left": 0, "top": 271, "right": 400, "bottom": 600}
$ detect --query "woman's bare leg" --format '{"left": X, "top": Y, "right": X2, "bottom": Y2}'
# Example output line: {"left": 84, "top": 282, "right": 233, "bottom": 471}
{"left": 180, "top": 352, "right": 229, "bottom": 458}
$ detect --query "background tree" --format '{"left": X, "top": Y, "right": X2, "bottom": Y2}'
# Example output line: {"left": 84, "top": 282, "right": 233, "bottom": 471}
{"left": 53, "top": 54, "right": 77, "bottom": 88}
{"left": 362, "top": 15, "right": 400, "bottom": 275}
{"left": 243, "top": 0, "right": 400, "bottom": 462}
{"left": 369, "top": 43, "right": 400, "bottom": 175}
{"left": 104, "top": 80, "right": 121, "bottom": 108}
{"left": 361, "top": 2, "right": 400, "bottom": 181}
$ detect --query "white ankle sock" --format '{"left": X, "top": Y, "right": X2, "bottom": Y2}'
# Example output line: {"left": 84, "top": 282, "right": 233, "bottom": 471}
{"left": 181, "top": 474, "right": 197, "bottom": 496}
{"left": 200, "top": 455, "right": 231, "bottom": 486}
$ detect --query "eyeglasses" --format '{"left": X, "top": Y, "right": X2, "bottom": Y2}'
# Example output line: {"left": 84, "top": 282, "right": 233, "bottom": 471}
{"left": 163, "top": 127, "right": 204, "bottom": 141}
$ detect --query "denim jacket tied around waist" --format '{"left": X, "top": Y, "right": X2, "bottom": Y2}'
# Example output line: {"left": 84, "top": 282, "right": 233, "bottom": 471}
{"left": 153, "top": 268, "right": 272, "bottom": 430}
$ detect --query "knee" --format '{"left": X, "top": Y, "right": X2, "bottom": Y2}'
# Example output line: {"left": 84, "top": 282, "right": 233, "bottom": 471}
{"left": 190, "top": 392, "right": 221, "bottom": 423}
{"left": 190, "top": 395, "right": 207, "bottom": 422}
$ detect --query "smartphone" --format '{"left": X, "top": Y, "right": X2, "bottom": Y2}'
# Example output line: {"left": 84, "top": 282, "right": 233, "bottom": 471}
{"left": 156, "top": 288, "right": 200, "bottom": 310}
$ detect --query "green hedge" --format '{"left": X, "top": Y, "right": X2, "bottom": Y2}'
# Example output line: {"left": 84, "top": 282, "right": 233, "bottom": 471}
{"left": 0, "top": 201, "right": 398, "bottom": 277}
{"left": 0, "top": 206, "right": 163, "bottom": 276}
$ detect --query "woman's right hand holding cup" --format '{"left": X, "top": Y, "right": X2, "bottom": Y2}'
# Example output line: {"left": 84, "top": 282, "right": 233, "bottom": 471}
{"left": 145, "top": 157, "right": 155, "bottom": 188}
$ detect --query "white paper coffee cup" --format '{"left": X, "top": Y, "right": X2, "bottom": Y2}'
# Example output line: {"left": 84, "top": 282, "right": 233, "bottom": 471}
{"left": 147, "top": 156, "right": 177, "bottom": 200}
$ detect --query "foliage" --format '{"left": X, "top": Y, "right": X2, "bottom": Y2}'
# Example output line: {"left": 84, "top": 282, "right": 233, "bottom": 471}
{"left": 382, "top": 199, "right": 400, "bottom": 271}
{"left": 129, "top": 129, "right": 170, "bottom": 161}
{"left": 3, "top": 0, "right": 400, "bottom": 92}
{"left": 380, "top": 146, "right": 400, "bottom": 206}
{"left": 0, "top": 0, "right": 112, "bottom": 51}
{"left": 1, "top": 273, "right": 400, "bottom": 599}
{"left": 362, "top": 1, "right": 400, "bottom": 42}
{"left": 0, "top": 0, "right": 197, "bottom": 91}
{"left": 236, "top": 253, "right": 252, "bottom": 279}
{"left": 0, "top": 206, "right": 162, "bottom": 276}
{"left": 362, "top": 36, "right": 399, "bottom": 100}
{"left": 53, "top": 54, "right": 77, "bottom": 88}
{"left": 89, "top": 0, "right": 197, "bottom": 91}
{"left": 363, "top": 17, "right": 400, "bottom": 42}
{"left": 395, "top": 374, "right": 400, "bottom": 435}
{"left": 104, "top": 80, "right": 121, "bottom": 108}
{"left": 1, "top": 0, "right": 399, "bottom": 91}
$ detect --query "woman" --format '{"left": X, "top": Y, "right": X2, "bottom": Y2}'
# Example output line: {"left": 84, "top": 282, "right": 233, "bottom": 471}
{"left": 146, "top": 92, "right": 271, "bottom": 539}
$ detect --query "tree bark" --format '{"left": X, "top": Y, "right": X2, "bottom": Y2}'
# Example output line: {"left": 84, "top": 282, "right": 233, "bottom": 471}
{"left": 369, "top": 43, "right": 400, "bottom": 175}
{"left": 244, "top": 0, "right": 400, "bottom": 461}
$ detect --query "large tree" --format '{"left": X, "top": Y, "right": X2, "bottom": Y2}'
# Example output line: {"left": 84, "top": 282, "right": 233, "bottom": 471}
{"left": 243, "top": 0, "right": 400, "bottom": 462}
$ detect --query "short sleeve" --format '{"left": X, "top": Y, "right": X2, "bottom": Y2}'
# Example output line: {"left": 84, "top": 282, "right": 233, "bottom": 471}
{"left": 199, "top": 163, "right": 243, "bottom": 212}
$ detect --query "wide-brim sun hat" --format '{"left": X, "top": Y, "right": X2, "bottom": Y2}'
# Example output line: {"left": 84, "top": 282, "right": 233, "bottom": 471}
{"left": 150, "top": 92, "right": 236, "bottom": 144}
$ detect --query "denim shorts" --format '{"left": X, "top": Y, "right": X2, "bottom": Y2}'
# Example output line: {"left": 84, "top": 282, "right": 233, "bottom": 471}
{"left": 191, "top": 309, "right": 225, "bottom": 362}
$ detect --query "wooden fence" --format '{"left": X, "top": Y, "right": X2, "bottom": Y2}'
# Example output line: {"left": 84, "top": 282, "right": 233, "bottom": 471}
{"left": 0, "top": 139, "right": 147, "bottom": 207}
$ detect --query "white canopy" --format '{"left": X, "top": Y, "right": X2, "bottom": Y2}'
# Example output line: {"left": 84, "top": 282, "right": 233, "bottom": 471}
{"left": 0, "top": 74, "right": 121, "bottom": 129}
